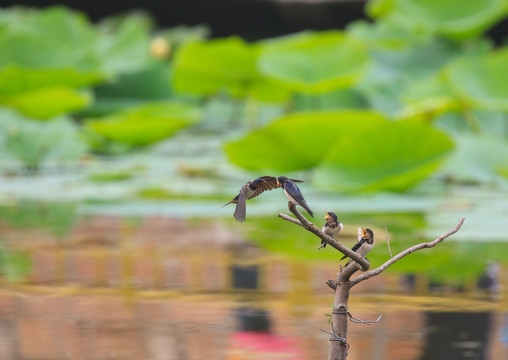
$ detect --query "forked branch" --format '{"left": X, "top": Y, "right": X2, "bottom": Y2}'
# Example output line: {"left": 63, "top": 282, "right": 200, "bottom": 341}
{"left": 278, "top": 203, "right": 370, "bottom": 270}
{"left": 350, "top": 217, "right": 465, "bottom": 287}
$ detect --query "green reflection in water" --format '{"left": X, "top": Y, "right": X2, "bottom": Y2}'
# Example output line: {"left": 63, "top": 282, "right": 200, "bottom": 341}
{"left": 0, "top": 201, "right": 77, "bottom": 236}
{"left": 0, "top": 249, "right": 31, "bottom": 282}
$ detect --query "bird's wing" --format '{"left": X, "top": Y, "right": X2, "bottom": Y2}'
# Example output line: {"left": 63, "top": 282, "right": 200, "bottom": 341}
{"left": 249, "top": 177, "right": 279, "bottom": 199}
{"left": 258, "top": 176, "right": 304, "bottom": 189}
{"left": 283, "top": 181, "right": 306, "bottom": 203}
{"left": 340, "top": 239, "right": 365, "bottom": 260}
{"left": 350, "top": 238, "right": 365, "bottom": 253}
{"left": 284, "top": 181, "right": 313, "bottom": 217}
{"left": 233, "top": 188, "right": 247, "bottom": 222}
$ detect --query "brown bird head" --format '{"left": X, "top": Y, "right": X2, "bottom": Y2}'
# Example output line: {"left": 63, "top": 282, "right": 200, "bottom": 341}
{"left": 361, "top": 228, "right": 374, "bottom": 244}
{"left": 276, "top": 176, "right": 288, "bottom": 187}
{"left": 324, "top": 211, "right": 338, "bottom": 222}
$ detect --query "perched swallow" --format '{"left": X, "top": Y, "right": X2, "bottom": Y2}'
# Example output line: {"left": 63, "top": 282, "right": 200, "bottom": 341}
{"left": 319, "top": 211, "right": 343, "bottom": 249}
{"left": 341, "top": 228, "right": 374, "bottom": 266}
{"left": 276, "top": 176, "right": 313, "bottom": 217}
{"left": 223, "top": 176, "right": 304, "bottom": 222}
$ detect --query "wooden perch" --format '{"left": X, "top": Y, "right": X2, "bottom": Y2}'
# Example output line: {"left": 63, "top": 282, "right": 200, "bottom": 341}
{"left": 279, "top": 203, "right": 465, "bottom": 360}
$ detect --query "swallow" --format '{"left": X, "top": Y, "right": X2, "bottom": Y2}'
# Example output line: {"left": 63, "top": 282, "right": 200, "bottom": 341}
{"left": 276, "top": 176, "right": 313, "bottom": 217}
{"left": 223, "top": 176, "right": 304, "bottom": 222}
{"left": 319, "top": 211, "right": 343, "bottom": 249}
{"left": 341, "top": 228, "right": 374, "bottom": 266}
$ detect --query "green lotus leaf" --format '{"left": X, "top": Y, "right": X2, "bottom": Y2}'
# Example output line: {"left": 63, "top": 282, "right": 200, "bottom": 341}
{"left": 347, "top": 20, "right": 433, "bottom": 50}
{"left": 258, "top": 31, "right": 369, "bottom": 94}
{"left": 0, "top": 86, "right": 92, "bottom": 119}
{"left": 95, "top": 13, "right": 153, "bottom": 74}
{"left": 0, "top": 109, "right": 87, "bottom": 169}
{"left": 224, "top": 111, "right": 387, "bottom": 172}
{"left": 313, "top": 120, "right": 454, "bottom": 192}
{"left": 367, "top": 0, "right": 508, "bottom": 40}
{"left": 82, "top": 60, "right": 174, "bottom": 117}
{"left": 0, "top": 6, "right": 152, "bottom": 76}
{"left": 0, "top": 65, "right": 105, "bottom": 94}
{"left": 173, "top": 37, "right": 289, "bottom": 101}
{"left": 398, "top": 75, "right": 460, "bottom": 121}
{"left": 225, "top": 110, "right": 453, "bottom": 191}
{"left": 0, "top": 6, "right": 98, "bottom": 70}
{"left": 439, "top": 133, "right": 508, "bottom": 183}
{"left": 86, "top": 102, "right": 201, "bottom": 146}
{"left": 356, "top": 37, "right": 492, "bottom": 116}
{"left": 444, "top": 47, "right": 508, "bottom": 111}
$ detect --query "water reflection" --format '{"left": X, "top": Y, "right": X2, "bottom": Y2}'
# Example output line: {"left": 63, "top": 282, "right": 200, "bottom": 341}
{"left": 0, "top": 205, "right": 506, "bottom": 359}
{"left": 420, "top": 312, "right": 491, "bottom": 360}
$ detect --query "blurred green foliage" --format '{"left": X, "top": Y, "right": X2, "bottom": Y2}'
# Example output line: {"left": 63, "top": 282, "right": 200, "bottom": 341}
{"left": 225, "top": 111, "right": 454, "bottom": 191}
{"left": 0, "top": 2, "right": 506, "bottom": 191}
{"left": 0, "top": 201, "right": 77, "bottom": 236}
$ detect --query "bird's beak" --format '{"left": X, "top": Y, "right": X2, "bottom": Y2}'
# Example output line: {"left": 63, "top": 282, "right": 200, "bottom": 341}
{"left": 361, "top": 228, "right": 367, "bottom": 237}
{"left": 276, "top": 179, "right": 280, "bottom": 187}
{"left": 324, "top": 211, "right": 329, "bottom": 220}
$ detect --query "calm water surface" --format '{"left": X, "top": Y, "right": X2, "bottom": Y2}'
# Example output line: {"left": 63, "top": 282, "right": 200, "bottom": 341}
{"left": 0, "top": 202, "right": 507, "bottom": 360}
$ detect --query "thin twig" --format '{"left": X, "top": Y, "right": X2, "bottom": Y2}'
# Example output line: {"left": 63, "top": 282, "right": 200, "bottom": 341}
{"left": 348, "top": 313, "right": 382, "bottom": 325}
{"left": 350, "top": 217, "right": 465, "bottom": 287}
{"left": 385, "top": 224, "right": 392, "bottom": 258}
{"left": 278, "top": 204, "right": 370, "bottom": 271}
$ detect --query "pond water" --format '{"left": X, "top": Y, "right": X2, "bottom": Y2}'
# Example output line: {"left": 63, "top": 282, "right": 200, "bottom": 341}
{"left": 0, "top": 199, "right": 507, "bottom": 360}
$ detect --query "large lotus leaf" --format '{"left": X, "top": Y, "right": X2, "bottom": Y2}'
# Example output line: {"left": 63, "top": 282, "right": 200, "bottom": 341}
{"left": 86, "top": 102, "right": 201, "bottom": 146}
{"left": 0, "top": 86, "right": 92, "bottom": 119}
{"left": 82, "top": 60, "right": 174, "bottom": 117}
{"left": 439, "top": 133, "right": 508, "bottom": 183}
{"left": 95, "top": 13, "right": 153, "bottom": 74}
{"left": 224, "top": 111, "right": 387, "bottom": 172}
{"left": 313, "top": 121, "right": 454, "bottom": 192}
{"left": 397, "top": 75, "right": 460, "bottom": 121}
{"left": 258, "top": 31, "right": 369, "bottom": 94}
{"left": 356, "top": 37, "right": 492, "bottom": 116}
{"left": 0, "top": 7, "right": 98, "bottom": 70}
{"left": 0, "top": 109, "right": 87, "bottom": 169}
{"left": 0, "top": 7, "right": 152, "bottom": 76}
{"left": 173, "top": 37, "right": 288, "bottom": 101}
{"left": 444, "top": 47, "right": 508, "bottom": 111}
{"left": 367, "top": 0, "right": 508, "bottom": 40}
{"left": 293, "top": 88, "right": 367, "bottom": 111}
{"left": 0, "top": 6, "right": 97, "bottom": 46}
{"left": 0, "top": 66, "right": 104, "bottom": 94}
{"left": 347, "top": 20, "right": 433, "bottom": 50}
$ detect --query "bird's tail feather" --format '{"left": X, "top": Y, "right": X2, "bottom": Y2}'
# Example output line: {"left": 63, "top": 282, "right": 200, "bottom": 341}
{"left": 221, "top": 200, "right": 235, "bottom": 208}
{"left": 302, "top": 201, "right": 314, "bottom": 217}
{"left": 233, "top": 192, "right": 247, "bottom": 222}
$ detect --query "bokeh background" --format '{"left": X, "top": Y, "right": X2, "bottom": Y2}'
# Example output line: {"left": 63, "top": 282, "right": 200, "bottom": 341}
{"left": 0, "top": 0, "right": 507, "bottom": 359}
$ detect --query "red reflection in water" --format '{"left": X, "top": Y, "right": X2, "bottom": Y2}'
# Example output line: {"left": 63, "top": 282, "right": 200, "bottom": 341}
{"left": 228, "top": 331, "right": 304, "bottom": 360}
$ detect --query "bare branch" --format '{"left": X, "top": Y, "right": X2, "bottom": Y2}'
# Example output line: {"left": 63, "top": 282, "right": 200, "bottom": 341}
{"left": 347, "top": 312, "right": 382, "bottom": 325}
{"left": 278, "top": 203, "right": 370, "bottom": 271}
{"left": 350, "top": 217, "right": 465, "bottom": 287}
{"left": 278, "top": 213, "right": 304, "bottom": 227}
{"left": 385, "top": 224, "right": 392, "bottom": 258}
{"left": 326, "top": 279, "right": 337, "bottom": 290}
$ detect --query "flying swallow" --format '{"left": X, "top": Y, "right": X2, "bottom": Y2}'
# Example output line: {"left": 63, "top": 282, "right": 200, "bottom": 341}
{"left": 319, "top": 211, "right": 343, "bottom": 249}
{"left": 223, "top": 176, "right": 304, "bottom": 222}
{"left": 342, "top": 228, "right": 374, "bottom": 266}
{"left": 276, "top": 176, "right": 313, "bottom": 217}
